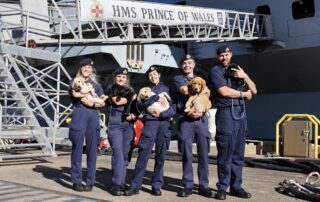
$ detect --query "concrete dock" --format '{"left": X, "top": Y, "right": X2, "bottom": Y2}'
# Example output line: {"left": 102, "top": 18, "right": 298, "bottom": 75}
{"left": 0, "top": 147, "right": 306, "bottom": 202}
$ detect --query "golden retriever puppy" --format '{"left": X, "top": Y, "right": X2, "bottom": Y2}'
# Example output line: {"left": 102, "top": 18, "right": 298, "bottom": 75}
{"left": 72, "top": 76, "right": 108, "bottom": 106}
{"left": 137, "top": 87, "right": 171, "bottom": 114}
{"left": 185, "top": 77, "right": 212, "bottom": 115}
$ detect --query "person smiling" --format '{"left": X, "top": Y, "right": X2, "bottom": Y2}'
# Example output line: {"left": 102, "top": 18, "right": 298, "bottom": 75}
{"left": 125, "top": 66, "right": 175, "bottom": 196}
{"left": 68, "top": 58, "right": 104, "bottom": 192}
{"left": 173, "top": 55, "right": 214, "bottom": 198}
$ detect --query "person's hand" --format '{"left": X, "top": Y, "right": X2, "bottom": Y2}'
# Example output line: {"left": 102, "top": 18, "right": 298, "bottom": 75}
{"left": 202, "top": 87, "right": 211, "bottom": 97}
{"left": 126, "top": 113, "right": 136, "bottom": 121}
{"left": 94, "top": 102, "right": 105, "bottom": 108}
{"left": 179, "top": 86, "right": 189, "bottom": 95}
{"left": 243, "top": 90, "right": 252, "bottom": 100}
{"left": 232, "top": 66, "right": 248, "bottom": 79}
{"left": 158, "top": 97, "right": 167, "bottom": 108}
{"left": 151, "top": 111, "right": 160, "bottom": 118}
{"left": 112, "top": 96, "right": 128, "bottom": 105}
{"left": 189, "top": 111, "right": 203, "bottom": 119}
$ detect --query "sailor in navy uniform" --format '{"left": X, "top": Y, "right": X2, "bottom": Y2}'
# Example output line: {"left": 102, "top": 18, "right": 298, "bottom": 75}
{"left": 173, "top": 55, "right": 214, "bottom": 198}
{"left": 210, "top": 46, "right": 257, "bottom": 200}
{"left": 105, "top": 67, "right": 137, "bottom": 196}
{"left": 124, "top": 66, "right": 176, "bottom": 196}
{"left": 69, "top": 58, "right": 104, "bottom": 192}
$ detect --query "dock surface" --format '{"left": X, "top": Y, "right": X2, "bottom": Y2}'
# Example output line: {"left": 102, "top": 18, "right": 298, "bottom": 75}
{"left": 0, "top": 149, "right": 305, "bottom": 202}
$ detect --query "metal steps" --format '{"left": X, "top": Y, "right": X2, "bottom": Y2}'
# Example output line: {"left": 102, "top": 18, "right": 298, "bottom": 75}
{"left": 0, "top": 143, "right": 45, "bottom": 149}
{"left": 0, "top": 153, "right": 52, "bottom": 161}
{"left": 0, "top": 55, "right": 55, "bottom": 161}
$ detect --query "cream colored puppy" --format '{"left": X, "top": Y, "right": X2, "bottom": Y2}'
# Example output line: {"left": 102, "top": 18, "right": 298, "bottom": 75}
{"left": 72, "top": 76, "right": 108, "bottom": 106}
{"left": 137, "top": 87, "right": 171, "bottom": 114}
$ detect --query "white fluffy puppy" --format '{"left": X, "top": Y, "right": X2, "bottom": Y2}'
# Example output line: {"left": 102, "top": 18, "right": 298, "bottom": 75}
{"left": 137, "top": 87, "right": 171, "bottom": 114}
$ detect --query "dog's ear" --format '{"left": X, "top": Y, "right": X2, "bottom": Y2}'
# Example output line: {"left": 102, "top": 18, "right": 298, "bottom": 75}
{"left": 200, "top": 77, "right": 206, "bottom": 91}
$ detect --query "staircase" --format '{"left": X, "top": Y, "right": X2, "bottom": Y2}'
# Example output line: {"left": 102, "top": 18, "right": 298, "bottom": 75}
{"left": 0, "top": 58, "right": 54, "bottom": 160}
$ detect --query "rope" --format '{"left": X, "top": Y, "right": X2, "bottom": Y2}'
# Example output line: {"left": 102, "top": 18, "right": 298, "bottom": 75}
{"left": 277, "top": 172, "right": 320, "bottom": 201}
{"left": 229, "top": 78, "right": 247, "bottom": 120}
{"left": 306, "top": 172, "right": 320, "bottom": 184}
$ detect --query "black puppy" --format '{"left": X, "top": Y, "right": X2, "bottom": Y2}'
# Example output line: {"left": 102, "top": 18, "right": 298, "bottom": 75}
{"left": 225, "top": 63, "right": 249, "bottom": 91}
{"left": 106, "top": 84, "right": 135, "bottom": 116}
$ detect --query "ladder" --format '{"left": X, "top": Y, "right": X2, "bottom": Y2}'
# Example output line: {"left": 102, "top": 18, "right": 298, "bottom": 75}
{"left": 0, "top": 57, "right": 54, "bottom": 160}
{"left": 0, "top": 16, "right": 72, "bottom": 161}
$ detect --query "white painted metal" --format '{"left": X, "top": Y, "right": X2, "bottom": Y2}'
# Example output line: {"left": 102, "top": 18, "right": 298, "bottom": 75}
{"left": 0, "top": 0, "right": 272, "bottom": 47}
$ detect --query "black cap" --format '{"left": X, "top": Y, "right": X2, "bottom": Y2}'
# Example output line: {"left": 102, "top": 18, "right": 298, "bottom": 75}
{"left": 180, "top": 54, "right": 195, "bottom": 65}
{"left": 216, "top": 46, "right": 231, "bottom": 55}
{"left": 79, "top": 58, "right": 94, "bottom": 67}
{"left": 145, "top": 66, "right": 160, "bottom": 76}
{"left": 113, "top": 67, "right": 128, "bottom": 76}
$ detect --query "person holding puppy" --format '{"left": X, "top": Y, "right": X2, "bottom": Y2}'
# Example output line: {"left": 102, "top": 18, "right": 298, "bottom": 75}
{"left": 125, "top": 66, "right": 175, "bottom": 196}
{"left": 68, "top": 58, "right": 104, "bottom": 192}
{"left": 173, "top": 55, "right": 214, "bottom": 198}
{"left": 105, "top": 67, "right": 137, "bottom": 196}
{"left": 210, "top": 46, "right": 257, "bottom": 200}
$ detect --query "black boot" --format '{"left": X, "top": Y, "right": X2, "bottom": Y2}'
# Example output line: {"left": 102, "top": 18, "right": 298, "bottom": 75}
{"left": 151, "top": 188, "right": 162, "bottom": 196}
{"left": 177, "top": 188, "right": 192, "bottom": 197}
{"left": 83, "top": 184, "right": 93, "bottom": 192}
{"left": 72, "top": 184, "right": 84, "bottom": 192}
{"left": 124, "top": 186, "right": 139, "bottom": 196}
{"left": 215, "top": 189, "right": 227, "bottom": 200}
{"left": 230, "top": 188, "right": 251, "bottom": 198}
{"left": 198, "top": 188, "right": 215, "bottom": 198}
{"left": 110, "top": 185, "right": 122, "bottom": 196}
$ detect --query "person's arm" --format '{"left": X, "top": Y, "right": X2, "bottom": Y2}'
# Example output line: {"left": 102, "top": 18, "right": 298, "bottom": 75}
{"left": 218, "top": 87, "right": 252, "bottom": 100}
{"left": 158, "top": 102, "right": 176, "bottom": 119}
{"left": 137, "top": 95, "right": 160, "bottom": 110}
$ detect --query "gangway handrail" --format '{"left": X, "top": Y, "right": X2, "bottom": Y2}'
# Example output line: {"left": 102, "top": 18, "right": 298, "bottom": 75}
{"left": 276, "top": 114, "right": 319, "bottom": 159}
{"left": 0, "top": 0, "right": 273, "bottom": 46}
{"left": 0, "top": 103, "right": 2, "bottom": 138}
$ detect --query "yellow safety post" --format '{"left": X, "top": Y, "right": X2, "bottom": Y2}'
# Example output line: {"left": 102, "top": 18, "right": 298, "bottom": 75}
{"left": 276, "top": 114, "right": 319, "bottom": 159}
{"left": 310, "top": 115, "right": 320, "bottom": 159}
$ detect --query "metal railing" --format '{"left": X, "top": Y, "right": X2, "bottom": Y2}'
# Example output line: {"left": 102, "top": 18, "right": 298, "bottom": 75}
{"left": 0, "top": 0, "right": 273, "bottom": 47}
{"left": 0, "top": 103, "right": 2, "bottom": 138}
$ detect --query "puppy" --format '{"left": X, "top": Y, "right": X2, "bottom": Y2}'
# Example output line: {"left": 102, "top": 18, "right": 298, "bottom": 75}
{"left": 185, "top": 77, "right": 212, "bottom": 115}
{"left": 137, "top": 87, "right": 171, "bottom": 114}
{"left": 106, "top": 84, "right": 135, "bottom": 116}
{"left": 72, "top": 76, "right": 108, "bottom": 106}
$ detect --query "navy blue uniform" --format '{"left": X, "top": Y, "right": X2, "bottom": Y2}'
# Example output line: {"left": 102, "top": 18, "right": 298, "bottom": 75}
{"left": 105, "top": 84, "right": 135, "bottom": 186}
{"left": 210, "top": 65, "right": 247, "bottom": 191}
{"left": 69, "top": 79, "right": 102, "bottom": 186}
{"left": 173, "top": 75, "right": 211, "bottom": 190}
{"left": 129, "top": 82, "right": 175, "bottom": 190}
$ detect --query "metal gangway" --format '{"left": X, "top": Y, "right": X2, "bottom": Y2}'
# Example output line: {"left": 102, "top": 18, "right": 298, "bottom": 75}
{"left": 0, "top": 0, "right": 273, "bottom": 161}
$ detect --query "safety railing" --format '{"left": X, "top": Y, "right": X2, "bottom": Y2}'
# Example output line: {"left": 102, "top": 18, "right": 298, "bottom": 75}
{"left": 0, "top": 0, "right": 273, "bottom": 46}
{"left": 276, "top": 114, "right": 320, "bottom": 159}
{"left": 0, "top": 103, "right": 2, "bottom": 138}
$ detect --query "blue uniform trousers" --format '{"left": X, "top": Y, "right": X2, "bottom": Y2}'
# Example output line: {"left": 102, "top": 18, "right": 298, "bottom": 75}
{"left": 215, "top": 107, "right": 247, "bottom": 191}
{"left": 108, "top": 120, "right": 134, "bottom": 185}
{"left": 131, "top": 119, "right": 171, "bottom": 189}
{"left": 178, "top": 116, "right": 210, "bottom": 189}
{"left": 69, "top": 107, "right": 100, "bottom": 186}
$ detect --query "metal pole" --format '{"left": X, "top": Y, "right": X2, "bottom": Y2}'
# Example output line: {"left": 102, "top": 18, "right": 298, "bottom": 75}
{"left": 76, "top": 0, "right": 83, "bottom": 39}
{"left": 59, "top": 19, "right": 62, "bottom": 55}
{"left": 25, "top": 11, "right": 29, "bottom": 49}
{"left": 0, "top": 103, "right": 2, "bottom": 138}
